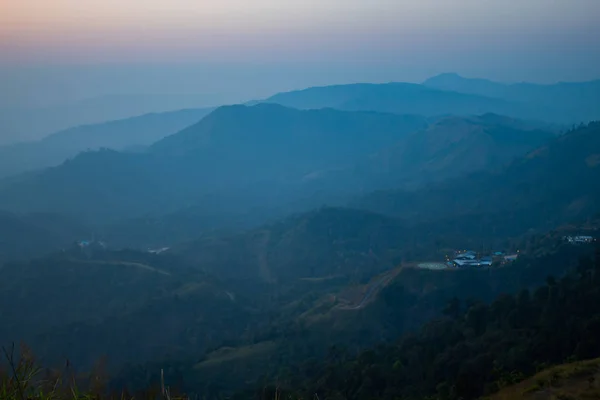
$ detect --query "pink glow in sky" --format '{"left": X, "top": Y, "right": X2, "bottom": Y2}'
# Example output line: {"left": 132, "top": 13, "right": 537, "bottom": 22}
{"left": 2, "top": 0, "right": 599, "bottom": 64}
{"left": 1, "top": 0, "right": 599, "bottom": 116}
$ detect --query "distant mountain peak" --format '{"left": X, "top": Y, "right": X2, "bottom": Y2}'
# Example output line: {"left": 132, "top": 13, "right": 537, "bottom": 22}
{"left": 424, "top": 72, "right": 464, "bottom": 81}
{"left": 423, "top": 73, "right": 493, "bottom": 86}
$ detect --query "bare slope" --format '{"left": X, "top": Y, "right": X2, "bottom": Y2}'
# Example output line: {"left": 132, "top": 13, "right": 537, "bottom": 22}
{"left": 486, "top": 358, "right": 600, "bottom": 400}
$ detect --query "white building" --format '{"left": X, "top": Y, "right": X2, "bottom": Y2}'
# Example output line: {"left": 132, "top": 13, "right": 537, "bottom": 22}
{"left": 564, "top": 235, "right": 594, "bottom": 244}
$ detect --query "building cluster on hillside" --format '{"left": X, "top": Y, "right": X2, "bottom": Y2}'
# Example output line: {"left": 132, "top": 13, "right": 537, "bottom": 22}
{"left": 446, "top": 249, "right": 518, "bottom": 268}
{"left": 77, "top": 239, "right": 106, "bottom": 249}
{"left": 563, "top": 235, "right": 595, "bottom": 244}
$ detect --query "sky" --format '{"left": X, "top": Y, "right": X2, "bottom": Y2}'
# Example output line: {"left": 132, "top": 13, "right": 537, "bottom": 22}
{"left": 1, "top": 0, "right": 599, "bottom": 109}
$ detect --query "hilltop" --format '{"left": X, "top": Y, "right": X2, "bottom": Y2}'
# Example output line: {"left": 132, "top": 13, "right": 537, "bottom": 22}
{"left": 149, "top": 104, "right": 426, "bottom": 187}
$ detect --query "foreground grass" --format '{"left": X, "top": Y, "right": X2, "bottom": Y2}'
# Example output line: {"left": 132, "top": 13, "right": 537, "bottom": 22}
{"left": 0, "top": 345, "right": 187, "bottom": 400}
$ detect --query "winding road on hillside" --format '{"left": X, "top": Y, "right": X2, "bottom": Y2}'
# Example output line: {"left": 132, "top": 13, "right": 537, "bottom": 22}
{"left": 344, "top": 271, "right": 396, "bottom": 310}
{"left": 257, "top": 230, "right": 273, "bottom": 283}
{"left": 68, "top": 258, "right": 171, "bottom": 275}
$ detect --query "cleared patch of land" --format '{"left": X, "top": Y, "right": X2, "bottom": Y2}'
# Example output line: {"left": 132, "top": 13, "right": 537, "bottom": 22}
{"left": 299, "top": 275, "right": 343, "bottom": 282}
{"left": 194, "top": 341, "right": 278, "bottom": 369}
{"left": 417, "top": 262, "right": 448, "bottom": 270}
{"left": 586, "top": 153, "right": 600, "bottom": 167}
{"left": 486, "top": 358, "right": 600, "bottom": 400}
{"left": 336, "top": 267, "right": 402, "bottom": 310}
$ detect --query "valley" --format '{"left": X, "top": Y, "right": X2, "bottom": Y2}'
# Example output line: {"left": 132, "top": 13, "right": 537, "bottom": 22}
{"left": 0, "top": 72, "right": 599, "bottom": 400}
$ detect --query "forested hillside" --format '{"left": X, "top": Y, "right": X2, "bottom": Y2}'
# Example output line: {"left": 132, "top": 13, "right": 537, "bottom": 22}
{"left": 0, "top": 107, "right": 562, "bottom": 239}
{"left": 0, "top": 69, "right": 599, "bottom": 400}
{"left": 2, "top": 0, "right": 600, "bottom": 396}
{"left": 177, "top": 207, "right": 407, "bottom": 283}
{"left": 266, "top": 244, "right": 600, "bottom": 400}
{"left": 0, "top": 211, "right": 87, "bottom": 263}
{"left": 358, "top": 121, "right": 600, "bottom": 235}
{"left": 347, "top": 113, "right": 555, "bottom": 190}
{"left": 0, "top": 106, "right": 427, "bottom": 224}
{"left": 113, "top": 240, "right": 598, "bottom": 397}
{"left": 0, "top": 248, "right": 256, "bottom": 370}
{"left": 2, "top": 208, "right": 594, "bottom": 395}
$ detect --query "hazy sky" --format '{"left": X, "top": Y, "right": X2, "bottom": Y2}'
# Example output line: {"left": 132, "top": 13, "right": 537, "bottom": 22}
{"left": 1, "top": 0, "right": 600, "bottom": 108}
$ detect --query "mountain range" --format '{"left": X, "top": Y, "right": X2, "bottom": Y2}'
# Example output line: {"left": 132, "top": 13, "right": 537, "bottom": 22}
{"left": 262, "top": 82, "right": 522, "bottom": 118}
{"left": 0, "top": 105, "right": 428, "bottom": 224}
{"left": 2, "top": 121, "right": 594, "bottom": 285}
{"left": 0, "top": 93, "right": 222, "bottom": 144}
{"left": 424, "top": 73, "right": 600, "bottom": 123}
{"left": 3, "top": 72, "right": 597, "bottom": 147}
{"left": 357, "top": 121, "right": 600, "bottom": 236}
{"left": 263, "top": 76, "right": 600, "bottom": 124}
{"left": 1, "top": 73, "right": 600, "bottom": 399}
{"left": 0, "top": 108, "right": 213, "bottom": 178}
{"left": 0, "top": 103, "right": 559, "bottom": 230}
{"left": 2, "top": 72, "right": 598, "bottom": 184}
{"left": 335, "top": 113, "right": 556, "bottom": 190}
{"left": 0, "top": 112, "right": 593, "bottom": 271}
